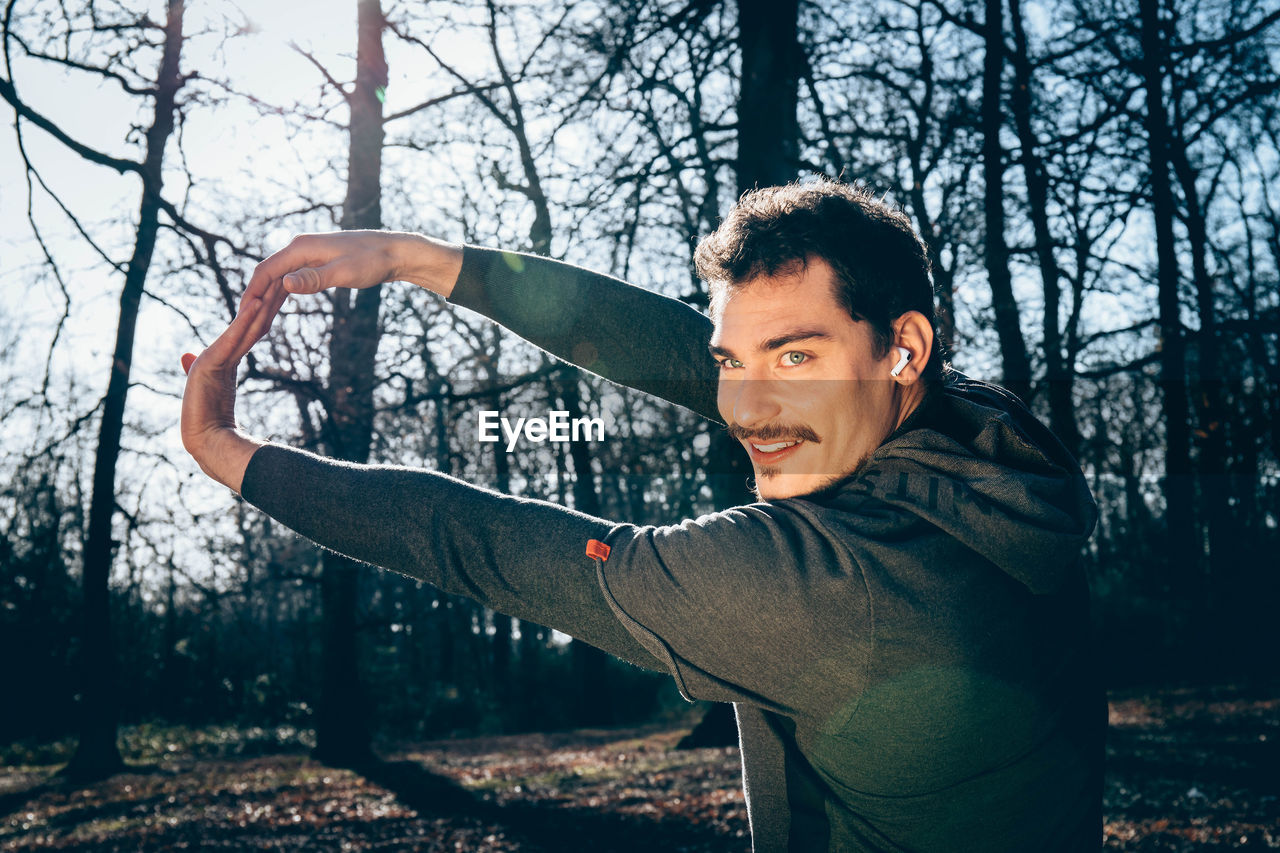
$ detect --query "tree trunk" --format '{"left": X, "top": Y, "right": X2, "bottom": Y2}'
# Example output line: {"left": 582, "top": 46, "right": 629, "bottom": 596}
{"left": 982, "top": 0, "right": 1032, "bottom": 402}
{"left": 314, "top": 0, "right": 387, "bottom": 767}
{"left": 902, "top": 8, "right": 957, "bottom": 362}
{"left": 558, "top": 370, "right": 614, "bottom": 726}
{"left": 1008, "top": 0, "right": 1079, "bottom": 455}
{"left": 706, "top": 0, "right": 806, "bottom": 512}
{"left": 682, "top": 0, "right": 807, "bottom": 748}
{"left": 1169, "top": 130, "right": 1233, "bottom": 645}
{"left": 1138, "top": 0, "right": 1200, "bottom": 624}
{"left": 736, "top": 0, "right": 801, "bottom": 192}
{"left": 63, "top": 0, "right": 185, "bottom": 783}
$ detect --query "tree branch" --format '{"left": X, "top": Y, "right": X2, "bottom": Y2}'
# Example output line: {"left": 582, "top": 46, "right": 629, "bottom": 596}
{"left": 0, "top": 75, "right": 143, "bottom": 175}
{"left": 1169, "top": 8, "right": 1280, "bottom": 56}
{"left": 6, "top": 29, "right": 156, "bottom": 95}
{"left": 384, "top": 79, "right": 508, "bottom": 123}
{"left": 290, "top": 41, "right": 350, "bottom": 103}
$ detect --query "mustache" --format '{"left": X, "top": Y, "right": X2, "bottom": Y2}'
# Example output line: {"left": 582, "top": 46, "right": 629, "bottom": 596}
{"left": 726, "top": 422, "right": 822, "bottom": 444}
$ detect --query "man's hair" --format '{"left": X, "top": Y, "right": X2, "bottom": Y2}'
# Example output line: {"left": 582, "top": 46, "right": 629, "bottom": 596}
{"left": 694, "top": 178, "right": 946, "bottom": 384}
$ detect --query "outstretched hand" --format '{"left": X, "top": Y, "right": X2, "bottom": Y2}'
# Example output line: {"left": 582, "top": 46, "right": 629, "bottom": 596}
{"left": 241, "top": 230, "right": 463, "bottom": 302}
{"left": 180, "top": 285, "right": 288, "bottom": 494}
{"left": 181, "top": 229, "right": 462, "bottom": 493}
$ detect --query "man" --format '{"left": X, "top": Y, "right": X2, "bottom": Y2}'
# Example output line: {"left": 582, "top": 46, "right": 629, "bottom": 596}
{"left": 182, "top": 180, "right": 1102, "bottom": 851}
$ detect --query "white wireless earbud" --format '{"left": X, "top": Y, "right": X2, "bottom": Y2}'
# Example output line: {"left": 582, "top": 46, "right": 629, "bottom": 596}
{"left": 890, "top": 347, "right": 912, "bottom": 377}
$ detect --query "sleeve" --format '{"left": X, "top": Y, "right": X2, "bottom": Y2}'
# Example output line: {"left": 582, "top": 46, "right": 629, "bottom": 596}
{"left": 239, "top": 442, "right": 664, "bottom": 671}
{"left": 595, "top": 502, "right": 875, "bottom": 716}
{"left": 450, "top": 246, "right": 722, "bottom": 424}
{"left": 241, "top": 444, "right": 875, "bottom": 717}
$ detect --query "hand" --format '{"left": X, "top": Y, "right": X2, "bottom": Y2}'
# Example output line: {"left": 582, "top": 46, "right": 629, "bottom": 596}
{"left": 182, "top": 230, "right": 462, "bottom": 493}
{"left": 180, "top": 288, "right": 287, "bottom": 493}
{"left": 241, "top": 230, "right": 464, "bottom": 303}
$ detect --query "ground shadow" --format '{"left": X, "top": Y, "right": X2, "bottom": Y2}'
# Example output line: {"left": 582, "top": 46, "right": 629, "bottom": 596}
{"left": 353, "top": 755, "right": 744, "bottom": 852}
{"left": 0, "top": 763, "right": 178, "bottom": 839}
{"left": 0, "top": 782, "right": 52, "bottom": 824}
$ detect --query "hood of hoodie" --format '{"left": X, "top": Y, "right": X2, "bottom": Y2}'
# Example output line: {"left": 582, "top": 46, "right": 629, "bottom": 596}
{"left": 845, "top": 372, "right": 1098, "bottom": 595}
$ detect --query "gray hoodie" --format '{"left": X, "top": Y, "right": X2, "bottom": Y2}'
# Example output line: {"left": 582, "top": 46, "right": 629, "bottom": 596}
{"left": 240, "top": 247, "right": 1103, "bottom": 851}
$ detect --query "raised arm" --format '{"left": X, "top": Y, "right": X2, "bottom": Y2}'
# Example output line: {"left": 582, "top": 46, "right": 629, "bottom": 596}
{"left": 239, "top": 443, "right": 665, "bottom": 670}
{"left": 180, "top": 243, "right": 902, "bottom": 711}
{"left": 238, "top": 231, "right": 721, "bottom": 422}
{"left": 181, "top": 297, "right": 877, "bottom": 706}
{"left": 179, "top": 274, "right": 664, "bottom": 669}
{"left": 450, "top": 246, "right": 721, "bottom": 423}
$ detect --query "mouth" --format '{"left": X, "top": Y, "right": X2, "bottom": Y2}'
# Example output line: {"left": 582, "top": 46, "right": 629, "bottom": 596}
{"left": 745, "top": 438, "right": 805, "bottom": 465}
{"left": 752, "top": 439, "right": 800, "bottom": 453}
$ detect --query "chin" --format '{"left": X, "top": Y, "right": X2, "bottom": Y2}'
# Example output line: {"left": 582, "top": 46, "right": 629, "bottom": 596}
{"left": 751, "top": 472, "right": 826, "bottom": 501}
{"left": 751, "top": 463, "right": 867, "bottom": 501}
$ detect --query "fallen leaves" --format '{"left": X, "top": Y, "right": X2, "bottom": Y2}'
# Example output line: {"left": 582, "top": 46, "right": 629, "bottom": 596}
{"left": 2, "top": 685, "right": 1276, "bottom": 850}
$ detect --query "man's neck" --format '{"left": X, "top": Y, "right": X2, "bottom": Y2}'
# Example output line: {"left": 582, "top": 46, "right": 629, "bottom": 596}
{"left": 892, "top": 382, "right": 930, "bottom": 435}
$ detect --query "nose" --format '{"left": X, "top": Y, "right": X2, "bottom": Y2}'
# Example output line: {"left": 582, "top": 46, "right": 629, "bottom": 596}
{"left": 726, "top": 376, "right": 783, "bottom": 430}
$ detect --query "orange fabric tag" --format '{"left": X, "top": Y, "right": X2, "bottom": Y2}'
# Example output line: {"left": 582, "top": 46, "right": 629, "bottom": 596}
{"left": 586, "top": 539, "right": 611, "bottom": 561}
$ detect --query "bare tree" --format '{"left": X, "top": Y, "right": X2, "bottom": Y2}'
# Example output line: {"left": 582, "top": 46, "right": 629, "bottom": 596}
{"left": 1138, "top": 0, "right": 1199, "bottom": 605}
{"left": 981, "top": 0, "right": 1032, "bottom": 400}
{"left": 305, "top": 0, "right": 389, "bottom": 767}
{"left": 1008, "top": 0, "right": 1082, "bottom": 452}
{"left": 737, "top": 0, "right": 801, "bottom": 191}
{"left": 2, "top": 0, "right": 190, "bottom": 781}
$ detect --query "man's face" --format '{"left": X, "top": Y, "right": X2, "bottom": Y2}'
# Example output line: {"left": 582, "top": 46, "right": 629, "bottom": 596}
{"left": 709, "top": 259, "right": 903, "bottom": 501}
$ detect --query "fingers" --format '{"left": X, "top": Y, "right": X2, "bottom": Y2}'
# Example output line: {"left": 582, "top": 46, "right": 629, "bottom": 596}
{"left": 243, "top": 290, "right": 288, "bottom": 351}
{"left": 283, "top": 266, "right": 324, "bottom": 294}
{"left": 264, "top": 278, "right": 291, "bottom": 319}
{"left": 226, "top": 295, "right": 278, "bottom": 361}
{"left": 243, "top": 234, "right": 318, "bottom": 304}
{"left": 244, "top": 231, "right": 392, "bottom": 306}
{"left": 244, "top": 232, "right": 352, "bottom": 303}
{"left": 186, "top": 264, "right": 294, "bottom": 379}
{"left": 196, "top": 295, "right": 268, "bottom": 372}
{"left": 207, "top": 229, "right": 387, "bottom": 377}
{"left": 283, "top": 254, "right": 370, "bottom": 294}
{"left": 243, "top": 250, "right": 290, "bottom": 304}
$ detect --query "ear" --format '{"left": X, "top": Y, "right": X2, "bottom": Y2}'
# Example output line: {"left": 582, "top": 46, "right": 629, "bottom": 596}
{"left": 889, "top": 311, "right": 933, "bottom": 383}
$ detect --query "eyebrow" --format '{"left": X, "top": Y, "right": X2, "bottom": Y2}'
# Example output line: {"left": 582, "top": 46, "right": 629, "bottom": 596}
{"left": 708, "top": 328, "right": 835, "bottom": 360}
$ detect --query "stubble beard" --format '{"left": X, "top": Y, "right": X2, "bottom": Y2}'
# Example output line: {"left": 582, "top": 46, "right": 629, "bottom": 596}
{"left": 750, "top": 448, "right": 875, "bottom": 501}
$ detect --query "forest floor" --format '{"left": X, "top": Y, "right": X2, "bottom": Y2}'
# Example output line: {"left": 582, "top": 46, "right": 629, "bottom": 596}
{"left": 0, "top": 683, "right": 1276, "bottom": 851}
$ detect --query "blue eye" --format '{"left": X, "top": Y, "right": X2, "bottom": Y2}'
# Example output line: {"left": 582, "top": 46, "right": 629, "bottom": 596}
{"left": 784, "top": 352, "right": 808, "bottom": 365}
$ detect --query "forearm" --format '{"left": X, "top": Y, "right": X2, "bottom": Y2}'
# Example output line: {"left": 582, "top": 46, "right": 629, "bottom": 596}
{"left": 239, "top": 443, "right": 664, "bottom": 671}
{"left": 449, "top": 246, "right": 722, "bottom": 423}
{"left": 253, "top": 233, "right": 720, "bottom": 417}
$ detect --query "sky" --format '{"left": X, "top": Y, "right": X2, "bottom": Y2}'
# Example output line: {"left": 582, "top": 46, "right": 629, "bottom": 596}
{"left": 0, "top": 0, "right": 572, "bottom": 604}
{"left": 0, "top": 0, "right": 510, "bottom": 428}
{"left": 0, "top": 0, "right": 501, "bottom": 330}
{"left": 4, "top": 0, "right": 1257, "bottom": 510}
